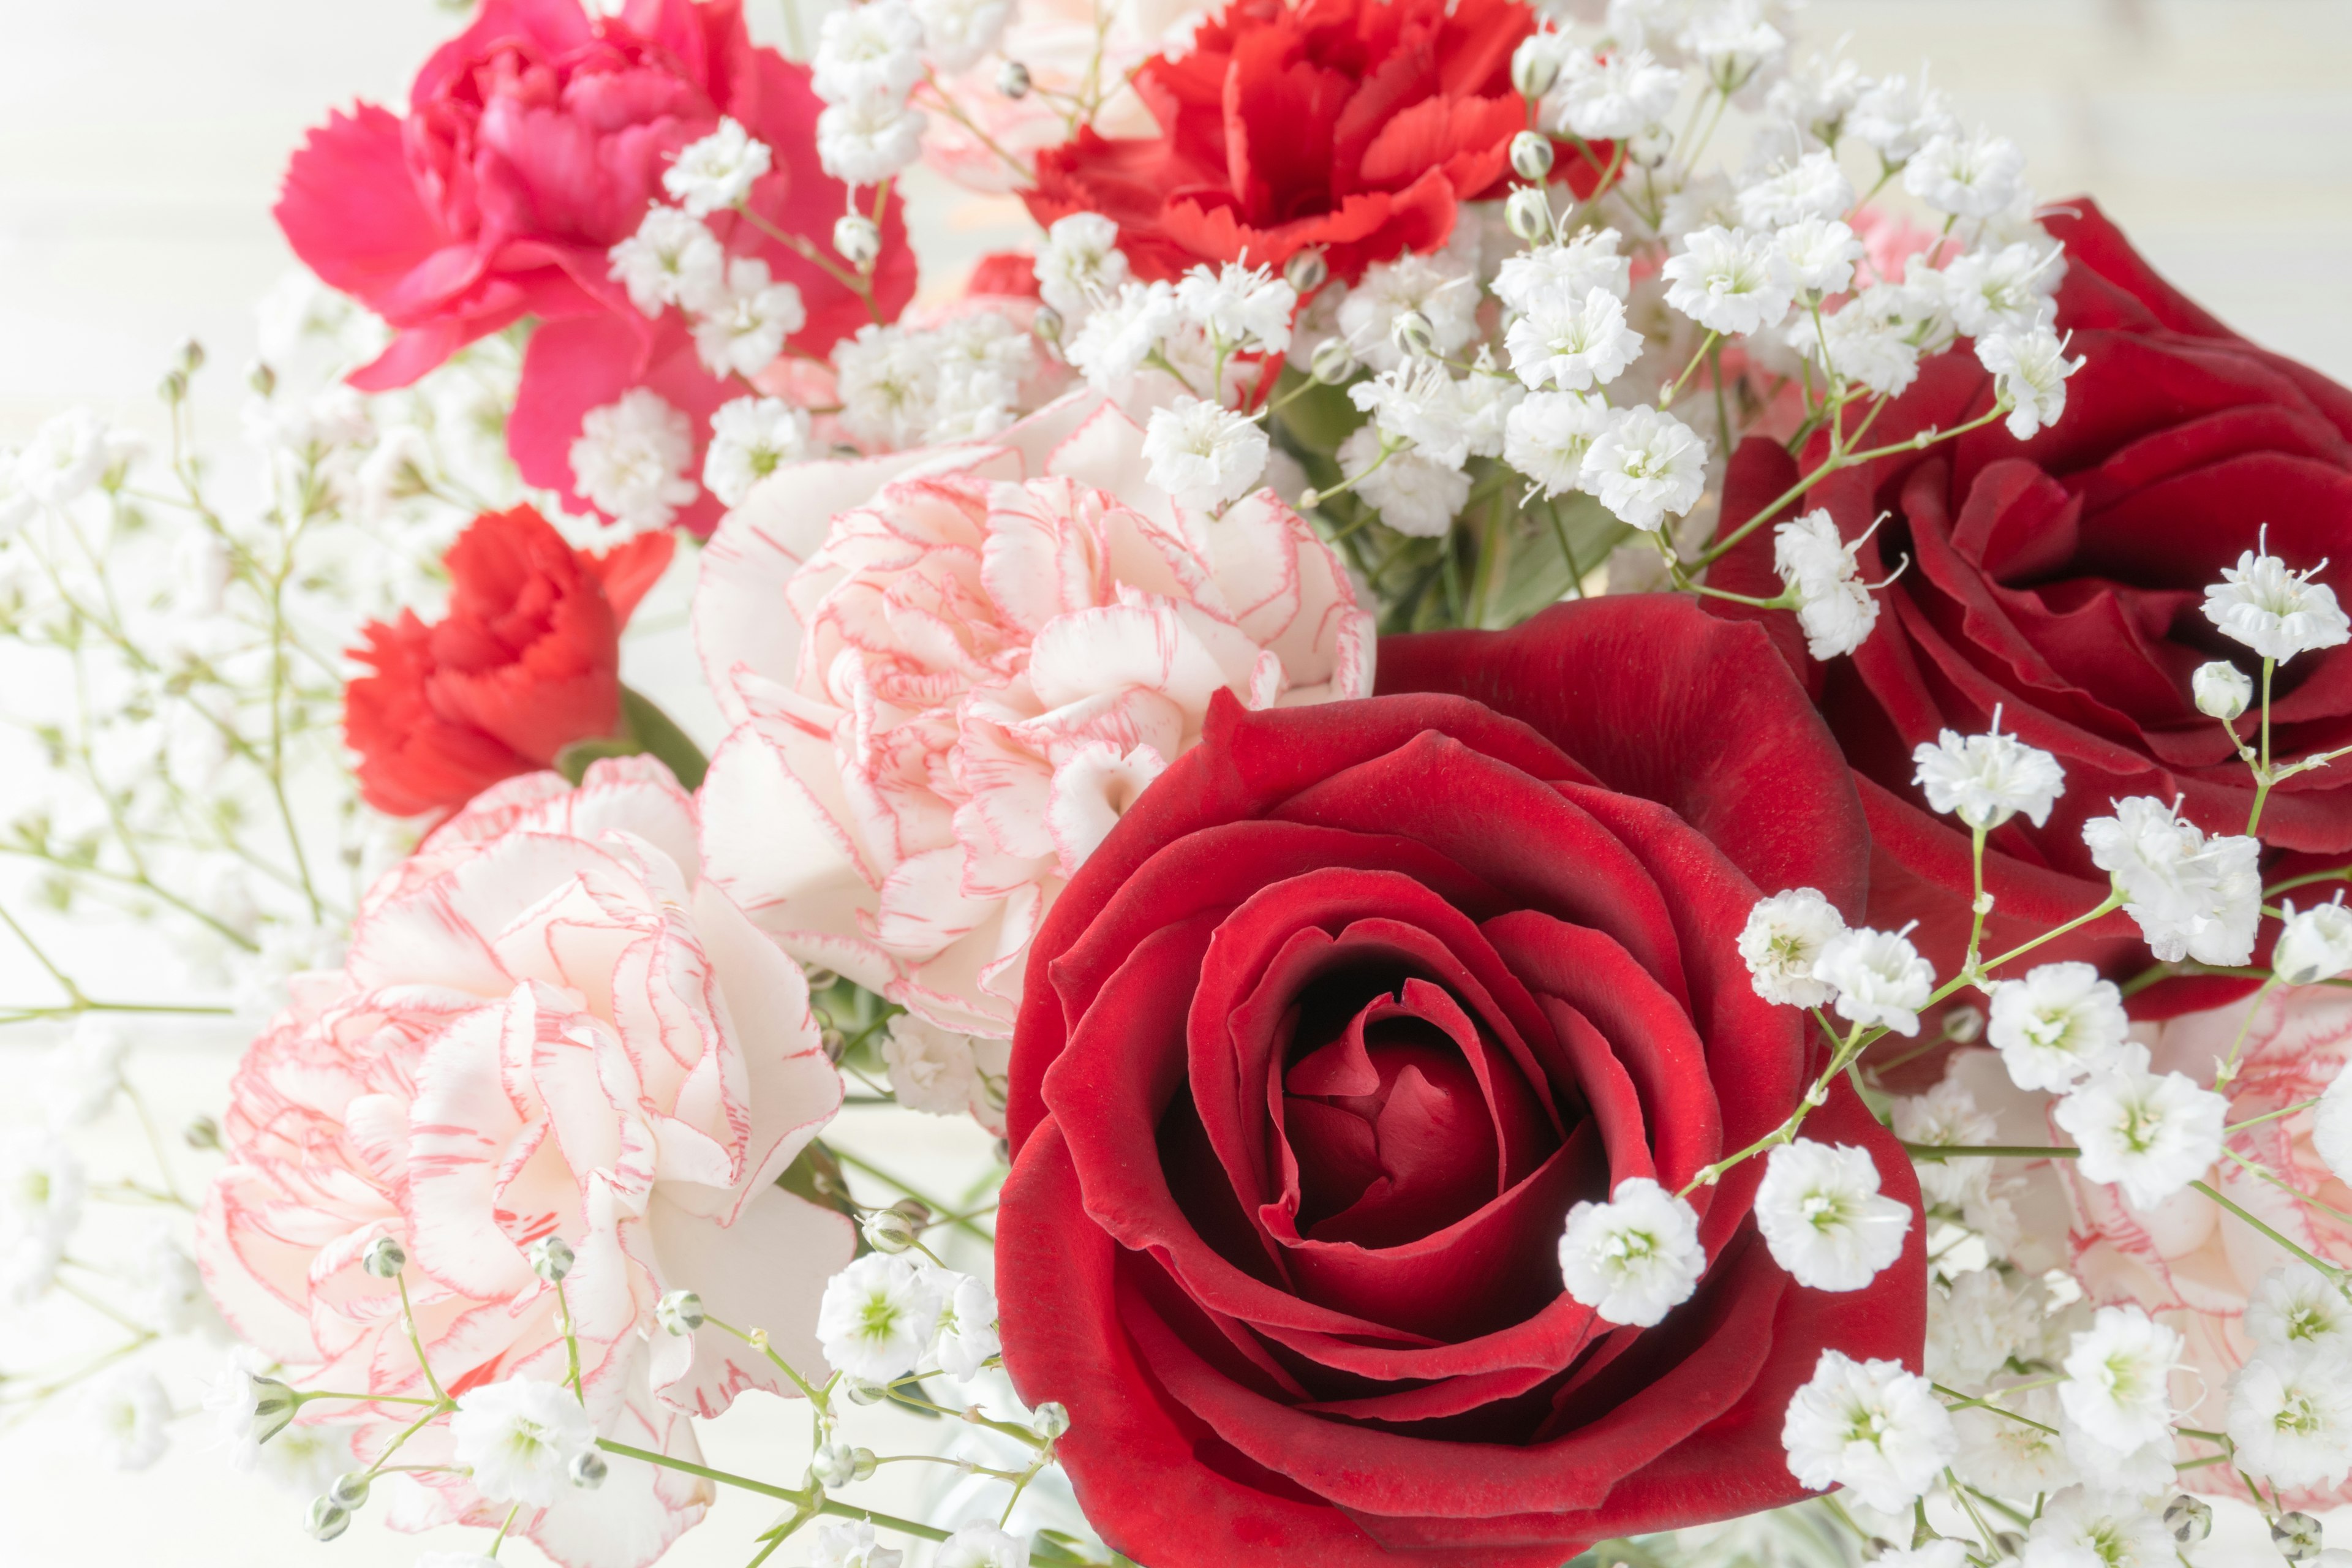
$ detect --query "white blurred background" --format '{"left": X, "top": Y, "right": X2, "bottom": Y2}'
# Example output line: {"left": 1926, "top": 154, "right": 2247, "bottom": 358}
{"left": 2, "top": 1, "right": 2350, "bottom": 1564}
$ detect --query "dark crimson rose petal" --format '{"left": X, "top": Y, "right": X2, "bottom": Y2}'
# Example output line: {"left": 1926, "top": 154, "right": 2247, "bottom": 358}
{"left": 1706, "top": 198, "right": 2352, "bottom": 1030}
{"left": 343, "top": 505, "right": 671, "bottom": 817}
{"left": 998, "top": 595, "right": 1924, "bottom": 1566}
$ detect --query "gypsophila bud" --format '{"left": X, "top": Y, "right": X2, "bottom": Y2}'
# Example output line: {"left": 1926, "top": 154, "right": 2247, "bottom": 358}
{"left": 528, "top": 1234, "right": 575, "bottom": 1283}
{"left": 327, "top": 1471, "right": 371, "bottom": 1509}
{"left": 996, "top": 59, "right": 1031, "bottom": 98}
{"left": 850, "top": 1446, "right": 879, "bottom": 1480}
{"left": 1284, "top": 247, "right": 1329, "bottom": 294}
{"left": 821, "top": 1027, "right": 850, "bottom": 1063}
{"left": 1310, "top": 336, "right": 1357, "bottom": 385}
{"left": 655, "top": 1289, "right": 705, "bottom": 1335}
{"left": 1942, "top": 1004, "right": 1985, "bottom": 1044}
{"left": 1031, "top": 304, "right": 1063, "bottom": 346}
{"left": 306, "top": 1497, "right": 350, "bottom": 1542}
{"left": 2274, "top": 1511, "right": 2324, "bottom": 1562}
{"left": 813, "top": 1440, "right": 859, "bottom": 1488}
{"left": 159, "top": 369, "right": 187, "bottom": 404}
{"left": 360, "top": 1235, "right": 405, "bottom": 1279}
{"left": 178, "top": 337, "right": 205, "bottom": 374}
{"left": 834, "top": 214, "right": 882, "bottom": 271}
{"left": 2193, "top": 660, "right": 2252, "bottom": 721}
{"left": 862, "top": 1207, "right": 920, "bottom": 1253}
{"left": 1033, "top": 1400, "right": 1072, "bottom": 1439}
{"left": 1509, "top": 130, "right": 1555, "bottom": 182}
{"left": 2162, "top": 1494, "right": 2211, "bottom": 1544}
{"left": 247, "top": 361, "right": 277, "bottom": 398}
{"left": 1510, "top": 34, "right": 1561, "bottom": 100}
{"left": 1627, "top": 126, "right": 1672, "bottom": 167}
{"left": 569, "top": 1448, "right": 608, "bottom": 1490}
{"left": 845, "top": 1377, "right": 889, "bottom": 1405}
{"left": 1390, "top": 308, "right": 1438, "bottom": 360}
{"left": 183, "top": 1114, "right": 221, "bottom": 1150}
{"left": 2277, "top": 898, "right": 2352, "bottom": 987}
{"left": 1505, "top": 185, "right": 1553, "bottom": 244}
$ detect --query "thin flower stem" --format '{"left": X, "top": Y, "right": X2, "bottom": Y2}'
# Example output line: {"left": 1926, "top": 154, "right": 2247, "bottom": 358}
{"left": 0, "top": 902, "right": 87, "bottom": 1005}
{"left": 555, "top": 1277, "right": 584, "bottom": 1402}
{"left": 396, "top": 1274, "right": 449, "bottom": 1403}
{"left": 2222, "top": 1147, "right": 2352, "bottom": 1230}
{"left": 1901, "top": 1142, "right": 2080, "bottom": 1160}
{"left": 1659, "top": 330, "right": 1721, "bottom": 408}
{"left": 831, "top": 1148, "right": 996, "bottom": 1242}
{"left": 596, "top": 1441, "right": 958, "bottom": 1543}
{"left": 1932, "top": 1382, "right": 2059, "bottom": 1434}
{"left": 2191, "top": 1177, "right": 2346, "bottom": 1280}
{"left": 2228, "top": 1098, "right": 2321, "bottom": 1134}
{"left": 2213, "top": 976, "right": 2279, "bottom": 1092}
{"left": 2250, "top": 657, "right": 2278, "bottom": 834}
{"left": 921, "top": 69, "right": 1034, "bottom": 180}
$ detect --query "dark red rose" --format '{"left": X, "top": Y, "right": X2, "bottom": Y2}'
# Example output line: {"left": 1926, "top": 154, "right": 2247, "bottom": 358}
{"left": 996, "top": 597, "right": 1924, "bottom": 1567}
{"left": 1708, "top": 199, "right": 2352, "bottom": 1019}
{"left": 1025, "top": 0, "right": 1608, "bottom": 285}
{"left": 277, "top": 0, "right": 913, "bottom": 535}
{"left": 345, "top": 505, "right": 673, "bottom": 816}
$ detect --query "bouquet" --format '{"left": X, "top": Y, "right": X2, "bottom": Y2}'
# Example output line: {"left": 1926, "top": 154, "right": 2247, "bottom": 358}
{"left": 8, "top": 1, "right": 2352, "bottom": 1566}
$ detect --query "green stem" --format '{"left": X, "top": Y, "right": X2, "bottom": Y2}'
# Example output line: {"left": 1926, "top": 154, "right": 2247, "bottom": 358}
{"left": 1901, "top": 1142, "right": 2080, "bottom": 1160}
{"left": 2192, "top": 1177, "right": 2345, "bottom": 1279}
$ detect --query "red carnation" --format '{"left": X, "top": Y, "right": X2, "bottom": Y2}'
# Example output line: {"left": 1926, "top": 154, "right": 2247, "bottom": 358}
{"left": 345, "top": 506, "right": 673, "bottom": 818}
{"left": 1027, "top": 0, "right": 1603, "bottom": 285}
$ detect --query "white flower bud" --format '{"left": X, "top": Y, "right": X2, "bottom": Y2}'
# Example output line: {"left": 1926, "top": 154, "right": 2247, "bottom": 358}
{"left": 306, "top": 1498, "right": 350, "bottom": 1542}
{"left": 1627, "top": 127, "right": 1673, "bottom": 167}
{"left": 861, "top": 1207, "right": 920, "bottom": 1253}
{"left": 327, "top": 1471, "right": 371, "bottom": 1509}
{"left": 2193, "top": 660, "right": 2252, "bottom": 721}
{"left": 360, "top": 1236, "right": 405, "bottom": 1279}
{"left": 995, "top": 59, "right": 1031, "bottom": 98}
{"left": 1505, "top": 184, "right": 1554, "bottom": 244}
{"left": 569, "top": 1448, "right": 608, "bottom": 1490}
{"left": 845, "top": 1377, "right": 890, "bottom": 1404}
{"left": 834, "top": 214, "right": 882, "bottom": 271}
{"left": 655, "top": 1289, "right": 706, "bottom": 1335}
{"left": 1283, "top": 247, "right": 1329, "bottom": 294}
{"left": 1509, "top": 130, "right": 1555, "bottom": 182}
{"left": 1310, "top": 336, "right": 1357, "bottom": 385}
{"left": 1510, "top": 34, "right": 1561, "bottom": 100}
{"left": 1031, "top": 303, "right": 1063, "bottom": 346}
{"left": 1033, "top": 1400, "right": 1071, "bottom": 1439}
{"left": 1389, "top": 308, "right": 1437, "bottom": 360}
{"left": 529, "top": 1235, "right": 575, "bottom": 1284}
{"left": 2163, "top": 1494, "right": 2211, "bottom": 1544}
{"left": 2274, "top": 1511, "right": 2323, "bottom": 1562}
{"left": 2276, "top": 899, "right": 2352, "bottom": 986}
{"left": 183, "top": 1114, "right": 221, "bottom": 1150}
{"left": 812, "top": 1440, "right": 861, "bottom": 1488}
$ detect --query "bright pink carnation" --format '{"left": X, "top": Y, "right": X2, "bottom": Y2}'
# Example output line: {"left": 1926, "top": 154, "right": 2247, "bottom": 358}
{"left": 694, "top": 391, "right": 1375, "bottom": 1036}
{"left": 196, "top": 760, "right": 850, "bottom": 1568}
{"left": 276, "top": 0, "right": 913, "bottom": 535}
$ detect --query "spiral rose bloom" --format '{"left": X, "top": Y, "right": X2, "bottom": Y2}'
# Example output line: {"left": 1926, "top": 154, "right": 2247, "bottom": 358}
{"left": 995, "top": 598, "right": 1926, "bottom": 1566}
{"left": 345, "top": 506, "right": 674, "bottom": 818}
{"left": 197, "top": 760, "right": 849, "bottom": 1568}
{"left": 2057, "top": 984, "right": 2352, "bottom": 1510}
{"left": 1026, "top": 0, "right": 1600, "bottom": 284}
{"left": 276, "top": 0, "right": 913, "bottom": 534}
{"left": 695, "top": 392, "right": 1373, "bottom": 1036}
{"left": 1708, "top": 200, "right": 2352, "bottom": 1012}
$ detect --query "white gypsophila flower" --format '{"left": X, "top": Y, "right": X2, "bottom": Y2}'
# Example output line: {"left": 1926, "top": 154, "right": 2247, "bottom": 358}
{"left": 925, "top": 315, "right": 1032, "bottom": 442}
{"left": 881, "top": 1012, "right": 980, "bottom": 1115}
{"left": 1771, "top": 509, "right": 1880, "bottom": 660}
{"left": 1352, "top": 361, "right": 1479, "bottom": 470}
{"left": 1790, "top": 290, "right": 1924, "bottom": 400}
{"left": 1781, "top": 1350, "right": 1958, "bottom": 1513}
{"left": 1928, "top": 1267, "right": 2050, "bottom": 1388}
{"left": 2324, "top": 1057, "right": 2352, "bottom": 1185}
{"left": 690, "top": 255, "right": 806, "bottom": 377}
{"left": 1847, "top": 72, "right": 1957, "bottom": 165}
{"left": 1873, "top": 1543, "right": 1969, "bottom": 1568}
{"left": 1662, "top": 225, "right": 1796, "bottom": 336}
{"left": 569, "top": 387, "right": 698, "bottom": 530}
{"left": 1493, "top": 229, "right": 1632, "bottom": 316}
{"left": 1340, "top": 424, "right": 1471, "bottom": 539}
{"left": 1504, "top": 391, "right": 1613, "bottom": 500}
{"left": 1036, "top": 212, "right": 1130, "bottom": 322}
{"left": 1768, "top": 49, "right": 1868, "bottom": 143}
{"left": 1556, "top": 1177, "right": 1706, "bottom": 1328}
{"left": 2021, "top": 1486, "right": 2173, "bottom": 1568}
{"left": 1065, "top": 279, "right": 1182, "bottom": 388}
{"left": 2203, "top": 538, "right": 2352, "bottom": 663}
{"left": 1942, "top": 241, "right": 2064, "bottom": 339}
{"left": 1336, "top": 245, "right": 1481, "bottom": 373}
{"left": 703, "top": 396, "right": 812, "bottom": 508}
{"left": 2230, "top": 1349, "right": 2352, "bottom": 1490}
{"left": 937, "top": 1521, "right": 1029, "bottom": 1568}
{"left": 1775, "top": 217, "right": 1866, "bottom": 298}
{"left": 1680, "top": 0, "right": 1784, "bottom": 91}
{"left": 2082, "top": 796, "right": 2262, "bottom": 967}
{"left": 1903, "top": 130, "right": 2027, "bottom": 219}
{"left": 1910, "top": 719, "right": 2065, "bottom": 832}
{"left": 1812, "top": 924, "right": 1934, "bottom": 1036}
{"left": 2059, "top": 1411, "right": 2177, "bottom": 1496}
{"left": 832, "top": 322, "right": 940, "bottom": 448}
{"left": 811, "top": 1519, "right": 905, "bottom": 1568}
{"left": 2277, "top": 897, "right": 2352, "bottom": 986}
{"left": 2058, "top": 1305, "right": 2184, "bottom": 1454}
{"left": 1754, "top": 1140, "right": 1911, "bottom": 1292}
{"left": 818, "top": 1253, "right": 950, "bottom": 1382}
{"left": 448, "top": 1379, "right": 595, "bottom": 1507}
{"left": 1738, "top": 886, "right": 1848, "bottom": 1008}
{"left": 1975, "top": 325, "right": 2083, "bottom": 441}
{"left": 1504, "top": 287, "right": 1644, "bottom": 393}
{"left": 935, "top": 1272, "right": 1001, "bottom": 1381}
{"left": 2193, "top": 659, "right": 2253, "bottom": 721}
{"left": 1952, "top": 1384, "right": 2076, "bottom": 1499}
{"left": 130, "top": 1223, "right": 209, "bottom": 1334}
{"left": 1986, "top": 962, "right": 2128, "bottom": 1093}
{"left": 818, "top": 91, "right": 929, "bottom": 187}
{"left": 1891, "top": 1079, "right": 2015, "bottom": 1227}
{"left": 813, "top": 0, "right": 925, "bottom": 105}
{"left": 1550, "top": 47, "right": 1683, "bottom": 140}
{"left": 1143, "top": 398, "right": 1270, "bottom": 513}
{"left": 2053, "top": 1043, "right": 2225, "bottom": 1211}
{"left": 83, "top": 1366, "right": 172, "bottom": 1472}
{"left": 1580, "top": 405, "right": 1707, "bottom": 533}
{"left": 1174, "top": 262, "right": 1297, "bottom": 355}
{"left": 0, "top": 1129, "right": 83, "bottom": 1305}
{"left": 608, "top": 204, "right": 728, "bottom": 316}
{"left": 200, "top": 1349, "right": 295, "bottom": 1471}
{"left": 663, "top": 116, "right": 774, "bottom": 216}
{"left": 1657, "top": 169, "right": 1740, "bottom": 246}
{"left": 1737, "top": 151, "right": 1855, "bottom": 228}
{"left": 1452, "top": 357, "right": 1521, "bottom": 462}
{"left": 18, "top": 407, "right": 113, "bottom": 508}
{"left": 911, "top": 0, "right": 1012, "bottom": 72}
{"left": 40, "top": 1014, "right": 129, "bottom": 1127}
{"left": 2248, "top": 1267, "right": 2352, "bottom": 1362}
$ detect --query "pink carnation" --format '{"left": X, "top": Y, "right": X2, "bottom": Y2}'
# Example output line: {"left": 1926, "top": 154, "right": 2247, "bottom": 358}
{"left": 196, "top": 759, "right": 849, "bottom": 1568}
{"left": 695, "top": 391, "right": 1374, "bottom": 1036}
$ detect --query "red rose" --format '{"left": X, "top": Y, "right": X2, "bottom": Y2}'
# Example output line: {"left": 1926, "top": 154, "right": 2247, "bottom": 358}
{"left": 997, "top": 597, "right": 1924, "bottom": 1567}
{"left": 1026, "top": 0, "right": 1604, "bottom": 285}
{"left": 1709, "top": 200, "right": 2352, "bottom": 1016}
{"left": 345, "top": 505, "right": 673, "bottom": 816}
{"left": 276, "top": 0, "right": 913, "bottom": 535}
